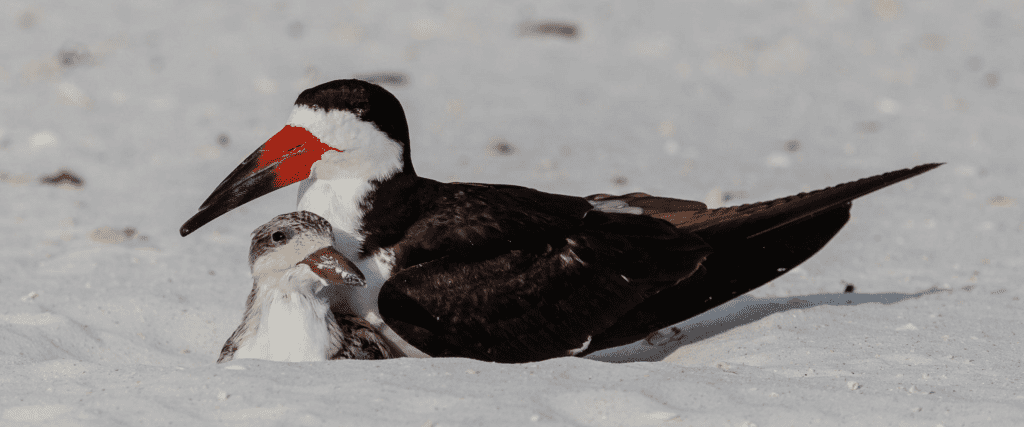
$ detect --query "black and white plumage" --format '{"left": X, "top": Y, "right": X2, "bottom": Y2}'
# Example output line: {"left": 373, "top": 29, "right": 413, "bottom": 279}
{"left": 184, "top": 79, "right": 941, "bottom": 363}
{"left": 218, "top": 211, "right": 395, "bottom": 363}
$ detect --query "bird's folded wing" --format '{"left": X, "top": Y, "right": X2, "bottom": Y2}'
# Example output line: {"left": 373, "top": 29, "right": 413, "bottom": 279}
{"left": 389, "top": 181, "right": 596, "bottom": 267}
{"left": 380, "top": 209, "right": 710, "bottom": 363}
{"left": 674, "top": 163, "right": 942, "bottom": 239}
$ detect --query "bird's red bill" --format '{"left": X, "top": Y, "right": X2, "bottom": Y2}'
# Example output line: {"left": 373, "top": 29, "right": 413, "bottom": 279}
{"left": 255, "top": 125, "right": 335, "bottom": 189}
{"left": 180, "top": 125, "right": 337, "bottom": 236}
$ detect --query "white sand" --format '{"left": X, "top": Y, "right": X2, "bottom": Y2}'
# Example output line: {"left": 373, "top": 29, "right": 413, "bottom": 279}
{"left": 2, "top": 0, "right": 1022, "bottom": 425}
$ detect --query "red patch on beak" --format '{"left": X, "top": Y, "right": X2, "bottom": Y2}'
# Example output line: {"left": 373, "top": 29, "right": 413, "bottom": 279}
{"left": 257, "top": 125, "right": 337, "bottom": 188}
{"left": 180, "top": 125, "right": 339, "bottom": 236}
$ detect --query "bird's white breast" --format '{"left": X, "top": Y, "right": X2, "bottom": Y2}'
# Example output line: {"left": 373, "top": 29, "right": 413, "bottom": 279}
{"left": 232, "top": 289, "right": 334, "bottom": 362}
{"left": 298, "top": 175, "right": 372, "bottom": 258}
{"left": 297, "top": 176, "right": 428, "bottom": 358}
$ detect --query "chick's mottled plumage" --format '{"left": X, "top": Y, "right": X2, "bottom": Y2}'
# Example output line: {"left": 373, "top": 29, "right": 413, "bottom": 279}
{"left": 218, "top": 211, "right": 396, "bottom": 363}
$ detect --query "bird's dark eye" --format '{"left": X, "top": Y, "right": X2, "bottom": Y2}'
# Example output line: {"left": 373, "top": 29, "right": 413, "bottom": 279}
{"left": 271, "top": 231, "right": 287, "bottom": 242}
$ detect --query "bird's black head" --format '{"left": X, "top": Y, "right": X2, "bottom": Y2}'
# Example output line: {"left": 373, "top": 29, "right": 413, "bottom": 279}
{"left": 294, "top": 79, "right": 414, "bottom": 174}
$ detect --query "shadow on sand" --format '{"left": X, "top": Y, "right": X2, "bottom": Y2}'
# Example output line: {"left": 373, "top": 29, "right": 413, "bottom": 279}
{"left": 587, "top": 286, "right": 949, "bottom": 363}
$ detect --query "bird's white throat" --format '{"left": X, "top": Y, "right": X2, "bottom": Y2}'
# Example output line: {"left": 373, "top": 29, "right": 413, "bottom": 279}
{"left": 293, "top": 104, "right": 405, "bottom": 276}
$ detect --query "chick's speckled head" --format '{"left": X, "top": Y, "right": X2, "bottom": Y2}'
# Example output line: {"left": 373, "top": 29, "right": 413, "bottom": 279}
{"left": 249, "top": 211, "right": 334, "bottom": 271}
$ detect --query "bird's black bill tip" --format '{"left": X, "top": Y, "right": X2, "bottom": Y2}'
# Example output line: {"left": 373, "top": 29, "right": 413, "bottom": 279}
{"left": 178, "top": 161, "right": 290, "bottom": 238}
{"left": 179, "top": 208, "right": 221, "bottom": 237}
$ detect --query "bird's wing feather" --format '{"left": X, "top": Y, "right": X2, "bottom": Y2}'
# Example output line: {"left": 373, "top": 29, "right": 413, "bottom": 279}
{"left": 379, "top": 191, "right": 710, "bottom": 362}
{"left": 591, "top": 163, "right": 942, "bottom": 240}
{"left": 384, "top": 181, "right": 596, "bottom": 267}
{"left": 578, "top": 163, "right": 942, "bottom": 354}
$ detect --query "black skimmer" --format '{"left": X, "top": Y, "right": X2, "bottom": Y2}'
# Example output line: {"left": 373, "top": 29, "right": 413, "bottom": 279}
{"left": 184, "top": 79, "right": 941, "bottom": 363}
{"left": 218, "top": 211, "right": 395, "bottom": 362}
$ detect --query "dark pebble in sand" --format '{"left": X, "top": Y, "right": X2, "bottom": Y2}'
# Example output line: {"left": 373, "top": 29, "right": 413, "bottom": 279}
{"left": 488, "top": 139, "right": 517, "bottom": 156}
{"left": 58, "top": 47, "right": 91, "bottom": 68}
{"left": 520, "top": 21, "right": 579, "bottom": 39}
{"left": 40, "top": 170, "right": 84, "bottom": 187}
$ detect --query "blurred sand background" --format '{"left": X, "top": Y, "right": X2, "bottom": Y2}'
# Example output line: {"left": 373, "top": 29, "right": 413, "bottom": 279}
{"left": 1, "top": 1, "right": 1022, "bottom": 425}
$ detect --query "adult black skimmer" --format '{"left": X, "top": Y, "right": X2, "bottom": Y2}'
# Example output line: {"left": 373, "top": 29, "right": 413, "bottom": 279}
{"left": 184, "top": 79, "right": 940, "bottom": 363}
{"left": 218, "top": 211, "right": 395, "bottom": 362}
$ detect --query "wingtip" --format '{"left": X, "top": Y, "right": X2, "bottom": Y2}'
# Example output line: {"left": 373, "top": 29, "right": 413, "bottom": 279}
{"left": 886, "top": 162, "right": 943, "bottom": 182}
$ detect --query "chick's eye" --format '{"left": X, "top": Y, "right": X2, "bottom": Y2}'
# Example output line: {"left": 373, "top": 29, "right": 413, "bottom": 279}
{"left": 271, "top": 231, "right": 287, "bottom": 242}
